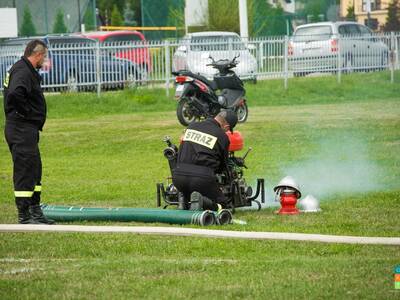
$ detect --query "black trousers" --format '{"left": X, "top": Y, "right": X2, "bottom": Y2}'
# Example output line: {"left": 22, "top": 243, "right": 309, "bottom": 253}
{"left": 172, "top": 163, "right": 225, "bottom": 211}
{"left": 4, "top": 121, "right": 42, "bottom": 200}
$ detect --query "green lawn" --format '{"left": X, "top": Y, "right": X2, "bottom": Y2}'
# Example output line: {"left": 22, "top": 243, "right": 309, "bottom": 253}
{"left": 0, "top": 71, "right": 399, "bottom": 299}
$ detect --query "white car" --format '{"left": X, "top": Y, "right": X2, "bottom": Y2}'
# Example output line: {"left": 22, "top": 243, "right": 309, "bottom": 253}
{"left": 172, "top": 31, "right": 257, "bottom": 81}
{"left": 288, "top": 22, "right": 389, "bottom": 76}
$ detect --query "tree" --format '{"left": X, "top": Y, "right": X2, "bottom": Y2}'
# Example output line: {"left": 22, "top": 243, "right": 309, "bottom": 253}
{"left": 297, "top": 0, "right": 332, "bottom": 22}
{"left": 130, "top": 0, "right": 142, "bottom": 26}
{"left": 166, "top": 0, "right": 185, "bottom": 33}
{"left": 20, "top": 5, "right": 37, "bottom": 37}
{"left": 207, "top": 0, "right": 240, "bottom": 33}
{"left": 384, "top": 0, "right": 400, "bottom": 32}
{"left": 123, "top": 2, "right": 137, "bottom": 26}
{"left": 53, "top": 9, "right": 68, "bottom": 34}
{"left": 111, "top": 4, "right": 124, "bottom": 26}
{"left": 249, "top": 0, "right": 289, "bottom": 37}
{"left": 346, "top": 4, "right": 356, "bottom": 21}
{"left": 197, "top": 0, "right": 289, "bottom": 37}
{"left": 84, "top": 5, "right": 97, "bottom": 31}
{"left": 98, "top": 0, "right": 126, "bottom": 25}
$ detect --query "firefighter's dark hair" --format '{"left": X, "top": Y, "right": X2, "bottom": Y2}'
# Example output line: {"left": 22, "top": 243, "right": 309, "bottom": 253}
{"left": 217, "top": 110, "right": 238, "bottom": 131}
{"left": 24, "top": 40, "right": 47, "bottom": 57}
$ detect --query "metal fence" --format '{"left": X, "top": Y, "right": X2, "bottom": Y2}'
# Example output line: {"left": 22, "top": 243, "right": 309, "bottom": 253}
{"left": 0, "top": 32, "right": 399, "bottom": 95}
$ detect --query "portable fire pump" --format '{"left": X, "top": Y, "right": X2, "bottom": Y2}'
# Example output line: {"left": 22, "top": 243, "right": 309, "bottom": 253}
{"left": 156, "top": 131, "right": 265, "bottom": 211}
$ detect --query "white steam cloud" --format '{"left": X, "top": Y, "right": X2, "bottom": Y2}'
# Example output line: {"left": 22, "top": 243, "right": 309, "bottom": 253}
{"left": 281, "top": 135, "right": 384, "bottom": 200}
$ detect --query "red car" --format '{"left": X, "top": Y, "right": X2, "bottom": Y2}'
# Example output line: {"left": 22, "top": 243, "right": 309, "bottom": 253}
{"left": 82, "top": 30, "right": 152, "bottom": 74}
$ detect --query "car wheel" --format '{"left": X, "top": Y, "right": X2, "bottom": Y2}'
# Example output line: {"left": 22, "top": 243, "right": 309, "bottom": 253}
{"left": 177, "top": 98, "right": 197, "bottom": 126}
{"left": 380, "top": 51, "right": 388, "bottom": 70}
{"left": 343, "top": 54, "right": 353, "bottom": 73}
{"left": 126, "top": 72, "right": 138, "bottom": 89}
{"left": 67, "top": 71, "right": 78, "bottom": 92}
{"left": 293, "top": 72, "right": 306, "bottom": 77}
{"left": 137, "top": 66, "right": 148, "bottom": 83}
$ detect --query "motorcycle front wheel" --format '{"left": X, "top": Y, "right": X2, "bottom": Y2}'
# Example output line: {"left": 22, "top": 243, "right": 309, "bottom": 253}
{"left": 236, "top": 101, "right": 248, "bottom": 123}
{"left": 177, "top": 98, "right": 197, "bottom": 126}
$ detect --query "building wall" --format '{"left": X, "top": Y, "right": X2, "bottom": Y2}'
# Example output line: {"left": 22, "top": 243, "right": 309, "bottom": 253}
{"left": 341, "top": 0, "right": 353, "bottom": 17}
{"left": 340, "top": 0, "right": 391, "bottom": 30}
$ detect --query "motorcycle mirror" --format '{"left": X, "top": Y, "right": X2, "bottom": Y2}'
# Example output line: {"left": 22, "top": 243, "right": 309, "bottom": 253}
{"left": 232, "top": 54, "right": 240, "bottom": 64}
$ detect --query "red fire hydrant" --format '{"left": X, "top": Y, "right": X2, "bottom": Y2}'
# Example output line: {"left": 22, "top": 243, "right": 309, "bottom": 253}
{"left": 277, "top": 188, "right": 299, "bottom": 214}
{"left": 273, "top": 176, "right": 301, "bottom": 215}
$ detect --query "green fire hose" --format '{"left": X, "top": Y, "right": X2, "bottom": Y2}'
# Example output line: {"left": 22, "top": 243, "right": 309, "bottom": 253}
{"left": 42, "top": 205, "right": 228, "bottom": 226}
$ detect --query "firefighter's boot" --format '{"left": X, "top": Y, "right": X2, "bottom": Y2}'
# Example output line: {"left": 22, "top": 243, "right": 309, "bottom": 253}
{"left": 177, "top": 192, "right": 187, "bottom": 210}
{"left": 190, "top": 192, "right": 217, "bottom": 211}
{"left": 189, "top": 192, "right": 204, "bottom": 211}
{"left": 201, "top": 197, "right": 218, "bottom": 211}
{"left": 15, "top": 198, "right": 40, "bottom": 224}
{"left": 29, "top": 192, "right": 55, "bottom": 224}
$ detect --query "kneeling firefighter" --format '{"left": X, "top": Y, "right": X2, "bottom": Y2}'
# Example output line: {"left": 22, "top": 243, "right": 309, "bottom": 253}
{"left": 172, "top": 110, "right": 238, "bottom": 211}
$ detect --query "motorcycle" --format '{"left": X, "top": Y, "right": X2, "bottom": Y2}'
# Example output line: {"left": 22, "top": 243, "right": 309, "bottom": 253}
{"left": 172, "top": 55, "right": 249, "bottom": 126}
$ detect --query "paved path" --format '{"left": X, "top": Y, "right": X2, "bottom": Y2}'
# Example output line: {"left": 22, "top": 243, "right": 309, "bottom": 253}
{"left": 1, "top": 224, "right": 399, "bottom": 245}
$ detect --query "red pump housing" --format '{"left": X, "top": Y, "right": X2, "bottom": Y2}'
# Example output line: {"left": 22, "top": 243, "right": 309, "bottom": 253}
{"left": 226, "top": 131, "right": 244, "bottom": 152}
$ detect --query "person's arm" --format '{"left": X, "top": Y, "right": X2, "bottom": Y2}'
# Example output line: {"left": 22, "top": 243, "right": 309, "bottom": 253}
{"left": 217, "top": 138, "right": 231, "bottom": 177}
{"left": 7, "top": 69, "right": 32, "bottom": 117}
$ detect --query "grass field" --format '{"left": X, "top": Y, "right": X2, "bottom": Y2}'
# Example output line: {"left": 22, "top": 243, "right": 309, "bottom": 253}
{"left": 0, "top": 71, "right": 399, "bottom": 299}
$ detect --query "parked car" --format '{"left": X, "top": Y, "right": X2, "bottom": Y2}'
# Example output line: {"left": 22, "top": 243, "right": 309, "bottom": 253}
{"left": 288, "top": 21, "right": 389, "bottom": 76}
{"left": 172, "top": 31, "right": 257, "bottom": 81}
{"left": 81, "top": 30, "right": 151, "bottom": 78}
{"left": 0, "top": 35, "right": 139, "bottom": 90}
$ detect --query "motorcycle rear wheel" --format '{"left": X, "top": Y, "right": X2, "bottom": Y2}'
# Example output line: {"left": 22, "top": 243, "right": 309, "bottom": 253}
{"left": 177, "top": 98, "right": 197, "bottom": 126}
{"left": 236, "top": 102, "right": 248, "bottom": 123}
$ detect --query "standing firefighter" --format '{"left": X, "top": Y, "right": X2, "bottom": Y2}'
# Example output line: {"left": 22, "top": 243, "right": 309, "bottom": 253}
{"left": 3, "top": 39, "right": 55, "bottom": 224}
{"left": 172, "top": 110, "right": 238, "bottom": 211}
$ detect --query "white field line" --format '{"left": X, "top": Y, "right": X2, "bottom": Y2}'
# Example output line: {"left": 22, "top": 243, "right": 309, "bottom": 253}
{"left": 1, "top": 224, "right": 399, "bottom": 245}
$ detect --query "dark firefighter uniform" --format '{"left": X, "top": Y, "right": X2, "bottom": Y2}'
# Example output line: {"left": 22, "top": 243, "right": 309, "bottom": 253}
{"left": 172, "top": 118, "right": 230, "bottom": 210}
{"left": 3, "top": 56, "right": 50, "bottom": 223}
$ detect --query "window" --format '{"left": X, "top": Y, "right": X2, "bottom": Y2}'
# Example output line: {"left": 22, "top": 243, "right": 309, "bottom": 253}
{"left": 364, "top": 18, "right": 378, "bottom": 30}
{"left": 293, "top": 26, "right": 332, "bottom": 42}
{"left": 190, "top": 35, "right": 246, "bottom": 51}
{"left": 2, "top": 38, "right": 34, "bottom": 46}
{"left": 104, "top": 34, "right": 143, "bottom": 43}
{"left": 358, "top": 25, "right": 372, "bottom": 36}
{"left": 362, "top": 0, "right": 381, "bottom": 11}
{"left": 338, "top": 24, "right": 360, "bottom": 36}
{"left": 48, "top": 38, "right": 95, "bottom": 45}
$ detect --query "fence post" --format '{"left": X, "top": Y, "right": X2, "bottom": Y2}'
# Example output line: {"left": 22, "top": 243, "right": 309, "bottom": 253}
{"left": 165, "top": 40, "right": 170, "bottom": 97}
{"left": 390, "top": 32, "right": 394, "bottom": 84}
{"left": 96, "top": 41, "right": 101, "bottom": 97}
{"left": 337, "top": 36, "right": 341, "bottom": 84}
{"left": 395, "top": 32, "right": 399, "bottom": 69}
{"left": 284, "top": 35, "right": 288, "bottom": 90}
{"left": 258, "top": 41, "right": 264, "bottom": 72}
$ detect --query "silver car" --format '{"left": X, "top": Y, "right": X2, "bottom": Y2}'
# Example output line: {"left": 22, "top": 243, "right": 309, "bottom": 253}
{"left": 172, "top": 31, "right": 257, "bottom": 81}
{"left": 289, "top": 21, "right": 389, "bottom": 76}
